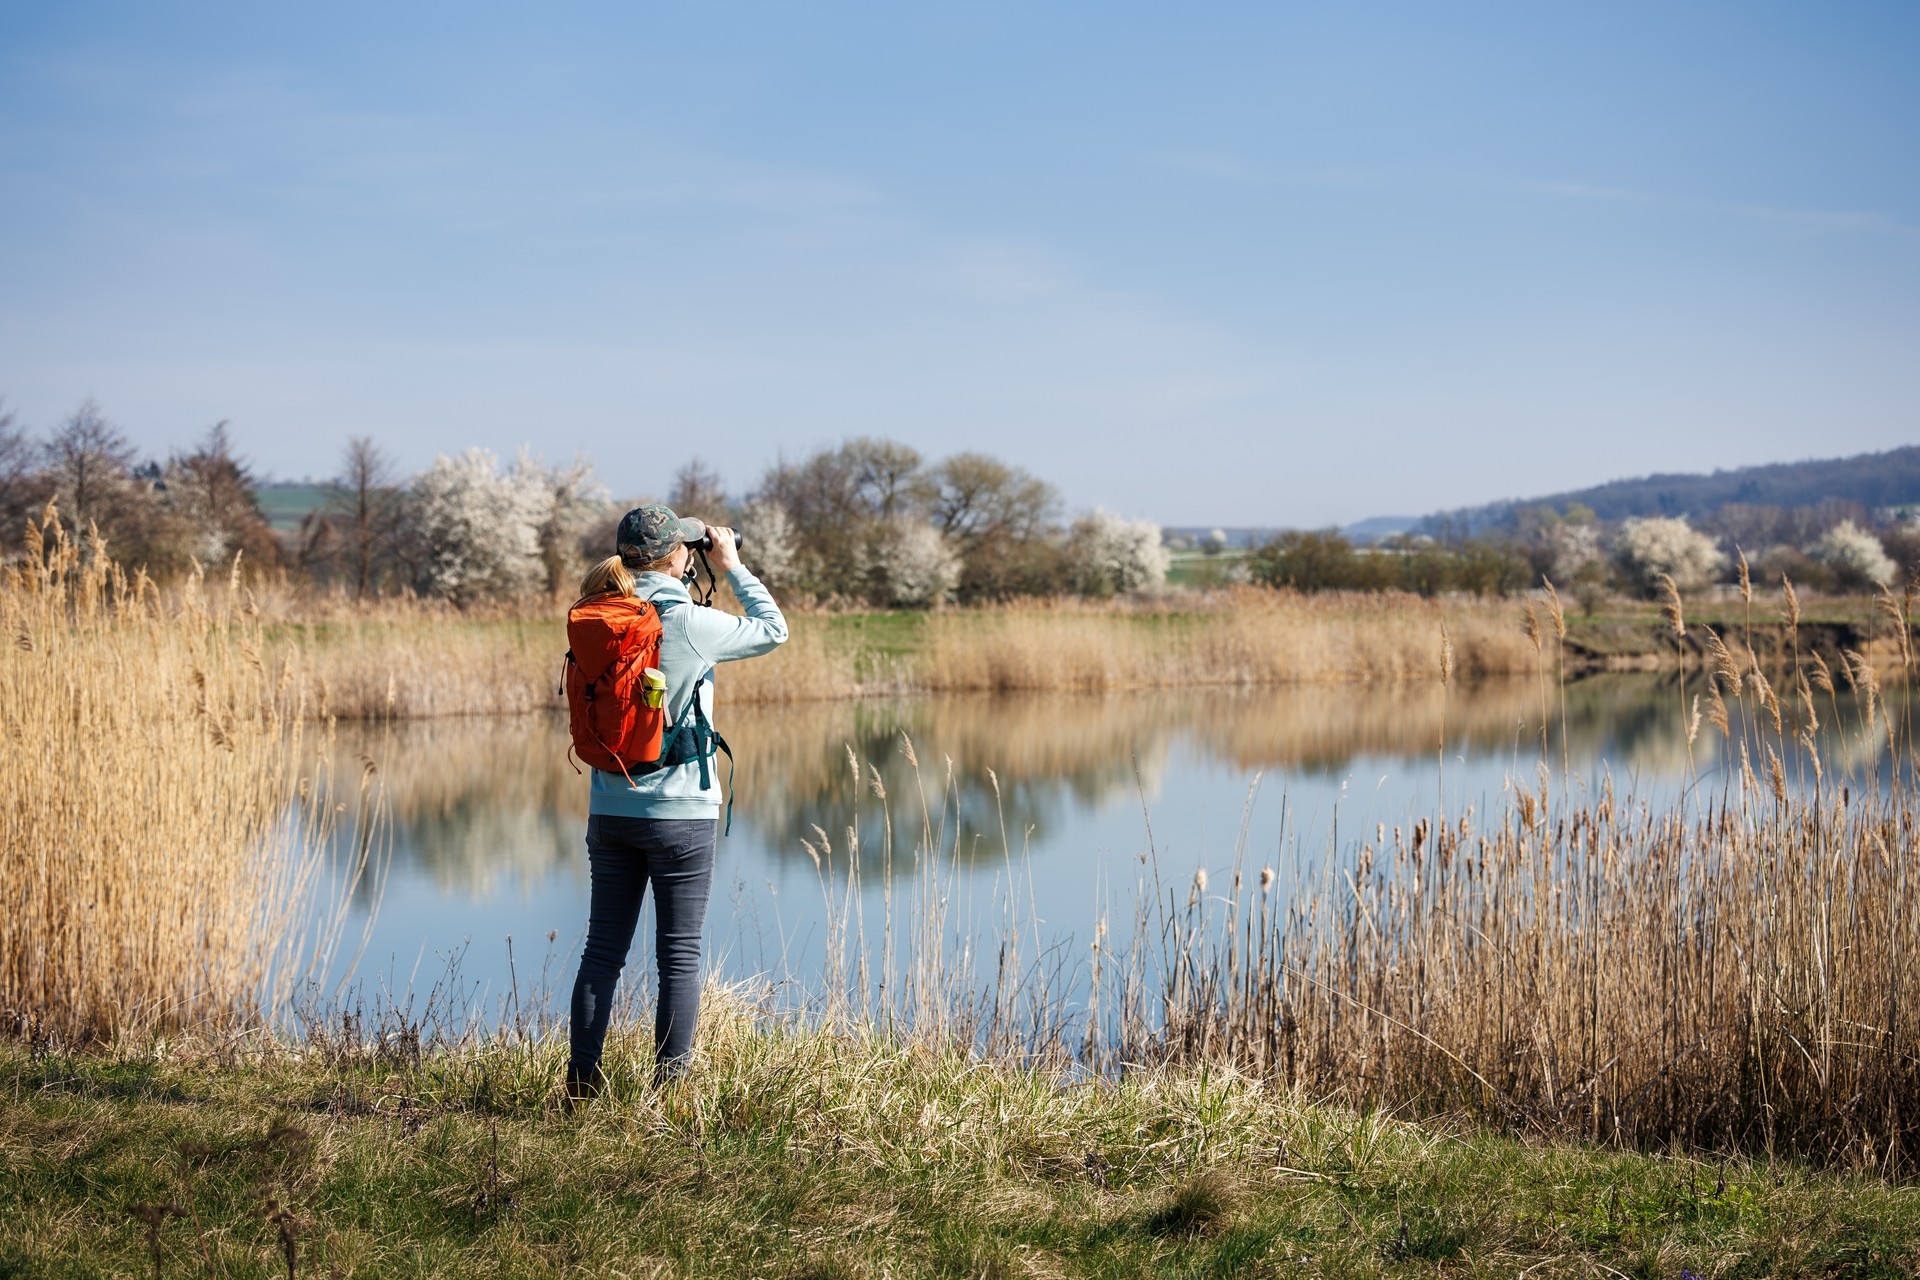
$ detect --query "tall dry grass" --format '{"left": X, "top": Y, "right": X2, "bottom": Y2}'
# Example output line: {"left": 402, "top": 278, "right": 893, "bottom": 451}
{"left": 241, "top": 585, "right": 1540, "bottom": 719}
{"left": 914, "top": 588, "right": 1535, "bottom": 691}
{"left": 1, "top": 511, "right": 377, "bottom": 1044}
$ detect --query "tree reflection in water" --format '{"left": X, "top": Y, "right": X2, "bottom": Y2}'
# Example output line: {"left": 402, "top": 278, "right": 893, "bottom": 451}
{"left": 319, "top": 673, "right": 1908, "bottom": 892}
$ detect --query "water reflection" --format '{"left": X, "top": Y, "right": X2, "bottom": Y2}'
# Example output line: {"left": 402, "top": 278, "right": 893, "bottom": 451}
{"left": 317, "top": 672, "right": 1913, "bottom": 1003}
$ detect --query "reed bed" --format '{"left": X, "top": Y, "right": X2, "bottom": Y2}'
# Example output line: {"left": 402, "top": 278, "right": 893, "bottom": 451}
{"left": 235, "top": 584, "right": 1538, "bottom": 718}
{"left": 0, "top": 512, "right": 376, "bottom": 1044}
{"left": 1189, "top": 583, "right": 1920, "bottom": 1173}
{"left": 1149, "top": 772, "right": 1920, "bottom": 1174}
{"left": 915, "top": 588, "right": 1535, "bottom": 691}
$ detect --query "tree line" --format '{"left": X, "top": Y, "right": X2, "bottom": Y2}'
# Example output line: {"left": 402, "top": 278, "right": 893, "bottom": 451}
{"left": 0, "top": 399, "right": 1169, "bottom": 606}
{"left": 1250, "top": 504, "right": 1920, "bottom": 607}
{"left": 0, "top": 400, "right": 281, "bottom": 578}
{"left": 12, "top": 395, "right": 1908, "bottom": 608}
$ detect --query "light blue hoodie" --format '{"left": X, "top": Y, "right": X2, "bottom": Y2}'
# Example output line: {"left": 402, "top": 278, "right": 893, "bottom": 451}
{"left": 587, "top": 566, "right": 788, "bottom": 820}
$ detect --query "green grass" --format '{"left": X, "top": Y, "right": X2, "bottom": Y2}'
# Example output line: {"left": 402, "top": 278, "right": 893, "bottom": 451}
{"left": 813, "top": 611, "right": 928, "bottom": 680}
{"left": 5, "top": 1008, "right": 1917, "bottom": 1279}
{"left": 1165, "top": 551, "right": 1250, "bottom": 588}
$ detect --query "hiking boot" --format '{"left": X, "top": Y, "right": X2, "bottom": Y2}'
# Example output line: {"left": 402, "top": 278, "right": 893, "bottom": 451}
{"left": 563, "top": 1063, "right": 605, "bottom": 1112}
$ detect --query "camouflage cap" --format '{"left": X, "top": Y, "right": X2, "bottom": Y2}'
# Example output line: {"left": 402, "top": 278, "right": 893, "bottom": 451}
{"left": 617, "top": 503, "right": 706, "bottom": 565}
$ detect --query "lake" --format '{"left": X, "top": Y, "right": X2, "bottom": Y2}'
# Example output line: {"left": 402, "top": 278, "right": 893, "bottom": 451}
{"left": 303, "top": 670, "right": 1901, "bottom": 1026}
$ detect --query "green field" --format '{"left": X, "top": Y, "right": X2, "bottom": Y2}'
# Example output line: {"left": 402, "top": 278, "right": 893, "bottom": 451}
{"left": 255, "top": 484, "right": 330, "bottom": 534}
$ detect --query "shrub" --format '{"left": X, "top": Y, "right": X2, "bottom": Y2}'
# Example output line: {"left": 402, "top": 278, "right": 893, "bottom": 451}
{"left": 1249, "top": 530, "right": 1370, "bottom": 592}
{"left": 1066, "top": 509, "right": 1170, "bottom": 597}
{"left": 410, "top": 448, "right": 553, "bottom": 602}
{"left": 735, "top": 497, "right": 797, "bottom": 589}
{"left": 1755, "top": 543, "right": 1830, "bottom": 594}
{"left": 1879, "top": 520, "right": 1920, "bottom": 588}
{"left": 1251, "top": 531, "right": 1530, "bottom": 597}
{"left": 1616, "top": 516, "right": 1725, "bottom": 595}
{"left": 1539, "top": 520, "right": 1604, "bottom": 585}
{"left": 1808, "top": 519, "right": 1896, "bottom": 591}
{"left": 863, "top": 516, "right": 959, "bottom": 607}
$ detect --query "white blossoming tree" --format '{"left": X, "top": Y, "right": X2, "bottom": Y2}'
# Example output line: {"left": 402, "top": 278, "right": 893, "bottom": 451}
{"left": 735, "top": 496, "right": 797, "bottom": 589}
{"left": 1540, "top": 520, "right": 1604, "bottom": 584}
{"left": 411, "top": 448, "right": 557, "bottom": 602}
{"left": 516, "top": 450, "right": 608, "bottom": 594}
{"left": 1615, "top": 516, "right": 1726, "bottom": 595}
{"left": 864, "top": 515, "right": 959, "bottom": 607}
{"left": 1067, "top": 508, "right": 1171, "bottom": 597}
{"left": 1809, "top": 519, "right": 1896, "bottom": 591}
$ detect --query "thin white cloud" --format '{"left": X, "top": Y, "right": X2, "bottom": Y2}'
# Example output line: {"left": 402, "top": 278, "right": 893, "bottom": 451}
{"left": 1140, "top": 148, "right": 1920, "bottom": 240}
{"left": 1525, "top": 180, "right": 1920, "bottom": 238}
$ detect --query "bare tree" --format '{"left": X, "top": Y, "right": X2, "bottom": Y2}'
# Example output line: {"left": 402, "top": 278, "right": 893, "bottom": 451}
{"left": 167, "top": 422, "right": 278, "bottom": 567}
{"left": 922, "top": 452, "right": 1057, "bottom": 544}
{"left": 754, "top": 447, "right": 867, "bottom": 589}
{"left": 326, "top": 436, "right": 403, "bottom": 596}
{"left": 0, "top": 398, "right": 51, "bottom": 549}
{"left": 669, "top": 458, "right": 731, "bottom": 524}
{"left": 920, "top": 452, "right": 1061, "bottom": 599}
{"left": 843, "top": 437, "right": 923, "bottom": 519}
{"left": 44, "top": 399, "right": 137, "bottom": 539}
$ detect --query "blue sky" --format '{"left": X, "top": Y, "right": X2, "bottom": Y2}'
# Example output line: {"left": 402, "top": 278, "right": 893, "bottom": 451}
{"left": 2, "top": 2, "right": 1916, "bottom": 525}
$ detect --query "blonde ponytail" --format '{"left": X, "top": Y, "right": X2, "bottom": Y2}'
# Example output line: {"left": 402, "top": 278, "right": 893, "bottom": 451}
{"left": 577, "top": 555, "right": 636, "bottom": 603}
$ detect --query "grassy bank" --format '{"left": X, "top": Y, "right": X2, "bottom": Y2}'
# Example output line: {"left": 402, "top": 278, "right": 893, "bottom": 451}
{"left": 6, "top": 1004, "right": 1918, "bottom": 1279}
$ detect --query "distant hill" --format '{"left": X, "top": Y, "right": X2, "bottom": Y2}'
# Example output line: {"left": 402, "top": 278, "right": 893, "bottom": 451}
{"left": 1416, "top": 445, "right": 1920, "bottom": 538}
{"left": 1340, "top": 515, "right": 1420, "bottom": 544}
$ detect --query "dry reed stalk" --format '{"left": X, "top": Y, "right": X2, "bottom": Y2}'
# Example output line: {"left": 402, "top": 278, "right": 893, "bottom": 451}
{"left": 1700, "top": 626, "right": 1742, "bottom": 693}
{"left": 1705, "top": 680, "right": 1730, "bottom": 739}
{"left": 1540, "top": 579, "right": 1567, "bottom": 643}
{"left": 1, "top": 509, "right": 373, "bottom": 1044}
{"left": 1659, "top": 574, "right": 1686, "bottom": 638}
{"left": 1876, "top": 583, "right": 1913, "bottom": 670}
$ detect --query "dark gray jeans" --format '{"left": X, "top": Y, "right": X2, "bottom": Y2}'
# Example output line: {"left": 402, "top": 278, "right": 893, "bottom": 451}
{"left": 568, "top": 814, "right": 716, "bottom": 1080}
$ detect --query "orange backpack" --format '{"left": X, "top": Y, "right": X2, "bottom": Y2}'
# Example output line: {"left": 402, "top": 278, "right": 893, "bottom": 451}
{"left": 563, "top": 594, "right": 666, "bottom": 778}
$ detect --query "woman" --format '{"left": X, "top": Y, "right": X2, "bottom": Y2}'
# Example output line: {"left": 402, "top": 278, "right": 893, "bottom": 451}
{"left": 566, "top": 503, "right": 787, "bottom": 1100}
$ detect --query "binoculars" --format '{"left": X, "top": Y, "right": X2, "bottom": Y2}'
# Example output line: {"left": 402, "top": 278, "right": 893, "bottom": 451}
{"left": 688, "top": 526, "right": 746, "bottom": 553}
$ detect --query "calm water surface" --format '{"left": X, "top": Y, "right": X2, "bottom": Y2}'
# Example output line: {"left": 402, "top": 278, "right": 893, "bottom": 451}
{"left": 307, "top": 673, "right": 1901, "bottom": 1015}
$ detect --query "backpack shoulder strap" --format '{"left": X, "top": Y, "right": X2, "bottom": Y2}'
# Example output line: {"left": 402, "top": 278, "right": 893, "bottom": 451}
{"left": 624, "top": 587, "right": 733, "bottom": 826}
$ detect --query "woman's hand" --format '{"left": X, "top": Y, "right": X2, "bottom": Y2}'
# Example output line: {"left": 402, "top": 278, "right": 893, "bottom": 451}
{"left": 705, "top": 524, "right": 741, "bottom": 573}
